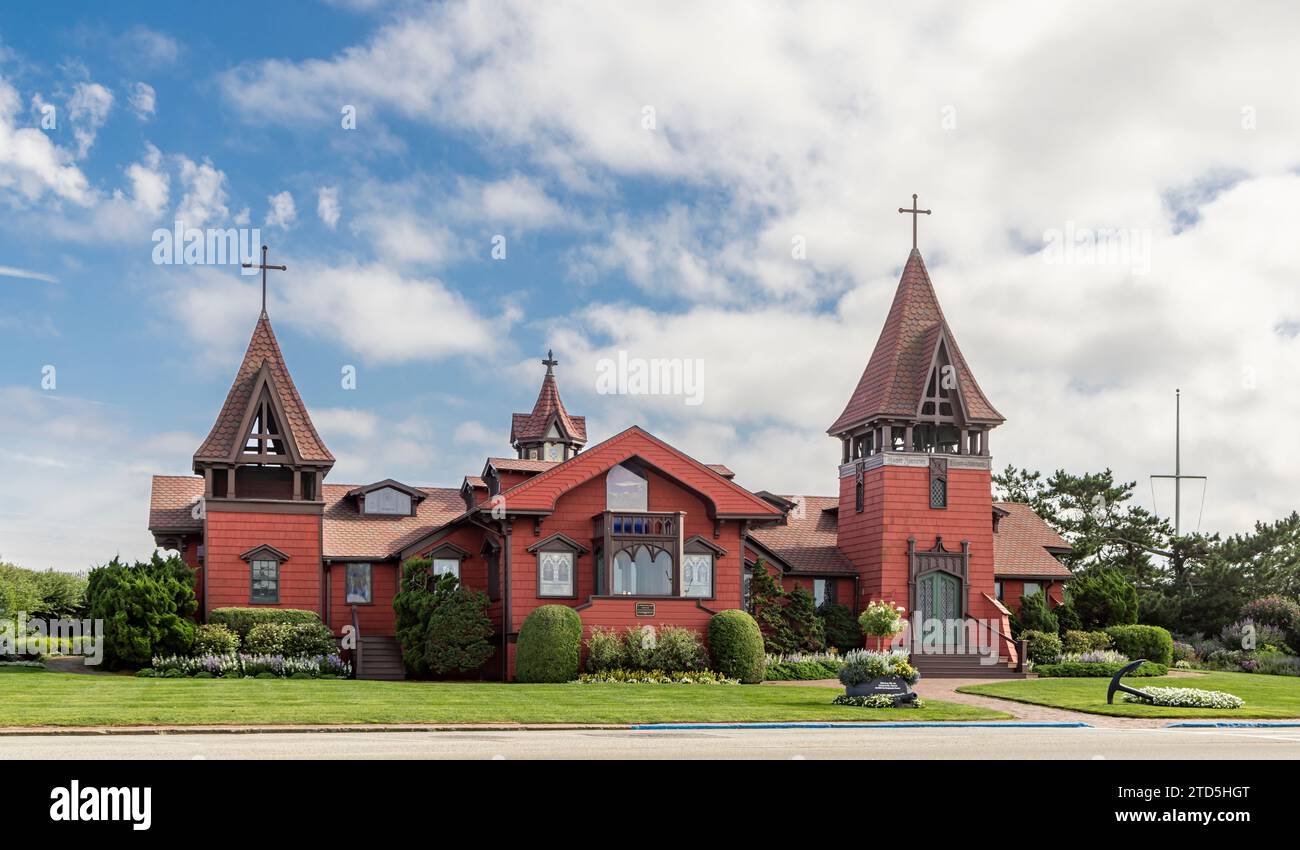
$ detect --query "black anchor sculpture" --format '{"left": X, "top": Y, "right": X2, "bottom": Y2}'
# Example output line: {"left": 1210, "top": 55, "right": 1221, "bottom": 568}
{"left": 1106, "top": 658, "right": 1153, "bottom": 704}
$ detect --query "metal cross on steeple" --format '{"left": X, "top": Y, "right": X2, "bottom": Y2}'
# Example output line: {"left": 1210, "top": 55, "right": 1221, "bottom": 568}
{"left": 1151, "top": 388, "right": 1207, "bottom": 536}
{"left": 542, "top": 349, "right": 558, "bottom": 376}
{"left": 898, "top": 193, "right": 932, "bottom": 250}
{"left": 241, "top": 244, "right": 287, "bottom": 314}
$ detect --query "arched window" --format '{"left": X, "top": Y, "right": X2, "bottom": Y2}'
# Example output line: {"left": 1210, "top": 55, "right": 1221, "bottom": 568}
{"left": 606, "top": 463, "right": 648, "bottom": 511}
{"left": 612, "top": 545, "right": 673, "bottom": 596}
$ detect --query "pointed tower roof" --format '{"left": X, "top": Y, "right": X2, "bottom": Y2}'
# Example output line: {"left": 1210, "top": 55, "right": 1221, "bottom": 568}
{"left": 828, "top": 249, "right": 1003, "bottom": 435}
{"left": 194, "top": 312, "right": 334, "bottom": 466}
{"left": 510, "top": 352, "right": 587, "bottom": 445}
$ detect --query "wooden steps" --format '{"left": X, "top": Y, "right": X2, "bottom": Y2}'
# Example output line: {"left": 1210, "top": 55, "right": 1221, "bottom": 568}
{"left": 911, "top": 652, "right": 1028, "bottom": 679}
{"left": 356, "top": 636, "right": 406, "bottom": 681}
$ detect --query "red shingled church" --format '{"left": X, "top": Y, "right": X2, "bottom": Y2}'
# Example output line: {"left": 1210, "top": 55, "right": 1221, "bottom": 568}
{"left": 149, "top": 232, "right": 1072, "bottom": 680}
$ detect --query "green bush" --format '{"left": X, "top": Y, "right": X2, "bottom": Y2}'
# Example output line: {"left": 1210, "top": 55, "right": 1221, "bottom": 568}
{"left": 764, "top": 659, "right": 842, "bottom": 680}
{"left": 1018, "top": 592, "right": 1059, "bottom": 635}
{"left": 584, "top": 627, "right": 624, "bottom": 672}
{"left": 1105, "top": 624, "right": 1174, "bottom": 666}
{"left": 584, "top": 627, "right": 623, "bottom": 672}
{"left": 1054, "top": 599, "right": 1082, "bottom": 633}
{"left": 1239, "top": 596, "right": 1300, "bottom": 630}
{"left": 284, "top": 622, "right": 338, "bottom": 657}
{"left": 192, "top": 623, "right": 240, "bottom": 655}
{"left": 209, "top": 607, "right": 320, "bottom": 639}
{"left": 86, "top": 554, "right": 198, "bottom": 668}
{"left": 818, "top": 603, "right": 862, "bottom": 652}
{"left": 648, "top": 626, "right": 709, "bottom": 672}
{"left": 1035, "top": 661, "right": 1168, "bottom": 678}
{"left": 515, "top": 605, "right": 582, "bottom": 683}
{"left": 707, "top": 610, "right": 765, "bottom": 684}
{"left": 1022, "top": 629, "right": 1063, "bottom": 666}
{"left": 1061, "top": 629, "right": 1112, "bottom": 655}
{"left": 243, "top": 622, "right": 293, "bottom": 655}
{"left": 393, "top": 562, "right": 494, "bottom": 676}
{"left": 1070, "top": 569, "right": 1139, "bottom": 629}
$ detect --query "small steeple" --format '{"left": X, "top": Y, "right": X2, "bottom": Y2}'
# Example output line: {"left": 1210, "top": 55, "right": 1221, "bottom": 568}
{"left": 193, "top": 311, "right": 332, "bottom": 500}
{"left": 510, "top": 351, "right": 587, "bottom": 462}
{"left": 829, "top": 238, "right": 1002, "bottom": 462}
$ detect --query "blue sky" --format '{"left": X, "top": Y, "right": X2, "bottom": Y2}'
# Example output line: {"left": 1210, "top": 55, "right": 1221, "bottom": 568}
{"left": 1, "top": 2, "right": 1298, "bottom": 568}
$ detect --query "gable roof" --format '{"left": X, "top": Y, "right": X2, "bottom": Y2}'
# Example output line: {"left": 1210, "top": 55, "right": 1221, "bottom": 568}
{"left": 493, "top": 426, "right": 783, "bottom": 519}
{"left": 747, "top": 495, "right": 854, "bottom": 575}
{"left": 828, "top": 249, "right": 1002, "bottom": 435}
{"left": 992, "top": 501, "right": 1074, "bottom": 579}
{"left": 510, "top": 367, "right": 587, "bottom": 444}
{"left": 194, "top": 312, "right": 333, "bottom": 466}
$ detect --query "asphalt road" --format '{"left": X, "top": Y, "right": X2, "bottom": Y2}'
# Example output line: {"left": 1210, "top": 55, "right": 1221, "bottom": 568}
{"left": 3, "top": 726, "right": 1300, "bottom": 759}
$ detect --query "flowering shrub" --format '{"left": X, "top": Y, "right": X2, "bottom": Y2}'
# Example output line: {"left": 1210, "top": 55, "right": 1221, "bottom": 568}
{"left": 1171, "top": 640, "right": 1196, "bottom": 663}
{"left": 1121, "top": 687, "right": 1244, "bottom": 709}
{"left": 837, "top": 649, "right": 919, "bottom": 687}
{"left": 1239, "top": 596, "right": 1300, "bottom": 631}
{"left": 1058, "top": 649, "right": 1128, "bottom": 664}
{"left": 832, "top": 694, "right": 926, "bottom": 708}
{"left": 192, "top": 624, "right": 240, "bottom": 655}
{"left": 858, "top": 601, "right": 905, "bottom": 642}
{"left": 583, "top": 625, "right": 709, "bottom": 673}
{"left": 576, "top": 668, "right": 736, "bottom": 684}
{"left": 148, "top": 653, "right": 350, "bottom": 678}
{"left": 1221, "top": 618, "right": 1290, "bottom": 652}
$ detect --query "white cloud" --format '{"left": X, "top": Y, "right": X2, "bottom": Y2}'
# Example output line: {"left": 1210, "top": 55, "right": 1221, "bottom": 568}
{"left": 127, "top": 82, "right": 156, "bottom": 120}
{"left": 316, "top": 185, "right": 340, "bottom": 228}
{"left": 265, "top": 190, "right": 297, "bottom": 228}
{"left": 121, "top": 26, "right": 181, "bottom": 67}
{"left": 65, "top": 81, "right": 114, "bottom": 158}
{"left": 451, "top": 174, "right": 568, "bottom": 230}
{"left": 124, "top": 143, "right": 168, "bottom": 216}
{"left": 174, "top": 156, "right": 229, "bottom": 227}
{"left": 0, "top": 77, "right": 92, "bottom": 205}
{"left": 0, "top": 265, "right": 59, "bottom": 284}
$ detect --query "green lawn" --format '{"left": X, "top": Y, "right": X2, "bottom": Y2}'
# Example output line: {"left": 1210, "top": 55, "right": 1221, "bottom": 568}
{"left": 0, "top": 669, "right": 1007, "bottom": 726}
{"left": 960, "top": 671, "right": 1300, "bottom": 719}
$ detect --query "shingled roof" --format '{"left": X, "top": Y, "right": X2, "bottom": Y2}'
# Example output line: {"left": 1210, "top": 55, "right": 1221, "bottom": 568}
{"left": 510, "top": 366, "right": 587, "bottom": 444}
{"left": 147, "top": 475, "right": 464, "bottom": 559}
{"left": 194, "top": 312, "right": 333, "bottom": 466}
{"left": 992, "top": 502, "right": 1073, "bottom": 579}
{"left": 828, "top": 249, "right": 1003, "bottom": 435}
{"left": 748, "top": 495, "right": 854, "bottom": 574}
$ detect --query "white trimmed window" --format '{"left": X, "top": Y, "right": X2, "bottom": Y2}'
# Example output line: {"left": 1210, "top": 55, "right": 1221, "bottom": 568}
{"left": 364, "top": 487, "right": 412, "bottom": 515}
{"left": 1022, "top": 581, "right": 1042, "bottom": 599}
{"left": 539, "top": 551, "right": 574, "bottom": 597}
{"left": 433, "top": 558, "right": 460, "bottom": 579}
{"left": 682, "top": 553, "right": 713, "bottom": 598}
{"left": 813, "top": 578, "right": 828, "bottom": 607}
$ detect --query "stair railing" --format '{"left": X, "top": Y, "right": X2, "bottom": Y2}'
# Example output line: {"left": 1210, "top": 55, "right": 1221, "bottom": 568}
{"left": 962, "top": 614, "right": 1025, "bottom": 673}
{"left": 351, "top": 604, "right": 361, "bottom": 680}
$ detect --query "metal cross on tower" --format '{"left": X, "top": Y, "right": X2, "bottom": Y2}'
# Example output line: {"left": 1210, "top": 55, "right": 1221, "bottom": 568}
{"left": 542, "top": 349, "right": 558, "bottom": 376}
{"left": 1151, "top": 388, "right": 1207, "bottom": 536}
{"left": 241, "top": 244, "right": 287, "bottom": 314}
{"left": 898, "top": 193, "right": 932, "bottom": 250}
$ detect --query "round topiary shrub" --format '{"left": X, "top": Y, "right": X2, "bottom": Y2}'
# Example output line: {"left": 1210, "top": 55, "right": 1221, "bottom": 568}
{"left": 707, "top": 610, "right": 765, "bottom": 684}
{"left": 1105, "top": 624, "right": 1174, "bottom": 666}
{"left": 1022, "top": 629, "right": 1063, "bottom": 666}
{"left": 515, "top": 605, "right": 583, "bottom": 683}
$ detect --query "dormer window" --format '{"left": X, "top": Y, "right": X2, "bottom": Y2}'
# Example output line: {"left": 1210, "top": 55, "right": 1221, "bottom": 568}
{"left": 365, "top": 487, "right": 411, "bottom": 515}
{"left": 348, "top": 480, "right": 424, "bottom": 517}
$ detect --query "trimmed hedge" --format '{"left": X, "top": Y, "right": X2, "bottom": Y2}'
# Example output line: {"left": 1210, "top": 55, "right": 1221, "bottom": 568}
{"left": 764, "top": 659, "right": 841, "bottom": 681}
{"left": 209, "top": 607, "right": 321, "bottom": 639}
{"left": 242, "top": 621, "right": 338, "bottom": 656}
{"left": 191, "top": 623, "right": 240, "bottom": 655}
{"left": 1061, "top": 629, "right": 1112, "bottom": 655}
{"left": 1021, "top": 630, "right": 1063, "bottom": 666}
{"left": 515, "top": 605, "right": 582, "bottom": 683}
{"left": 1034, "top": 661, "right": 1168, "bottom": 678}
{"left": 1105, "top": 624, "right": 1174, "bottom": 666}
{"left": 707, "top": 610, "right": 765, "bottom": 684}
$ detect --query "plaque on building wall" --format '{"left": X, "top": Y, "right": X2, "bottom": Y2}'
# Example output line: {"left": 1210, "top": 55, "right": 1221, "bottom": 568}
{"left": 634, "top": 602, "right": 656, "bottom": 617}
